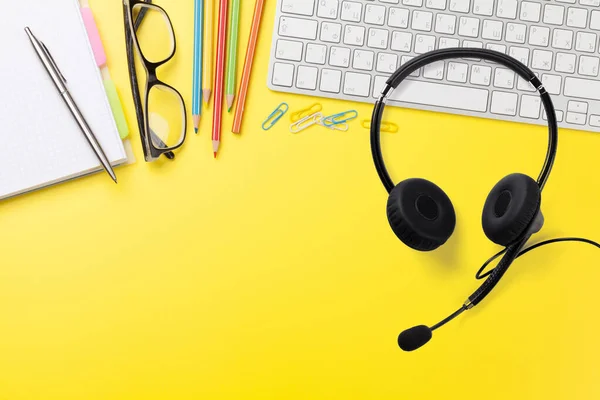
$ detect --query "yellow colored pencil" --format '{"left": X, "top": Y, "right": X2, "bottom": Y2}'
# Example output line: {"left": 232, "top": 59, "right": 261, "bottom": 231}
{"left": 202, "top": 0, "right": 214, "bottom": 105}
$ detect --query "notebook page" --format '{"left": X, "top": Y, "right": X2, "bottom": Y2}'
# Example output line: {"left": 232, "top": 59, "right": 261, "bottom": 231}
{"left": 0, "top": 0, "right": 126, "bottom": 199}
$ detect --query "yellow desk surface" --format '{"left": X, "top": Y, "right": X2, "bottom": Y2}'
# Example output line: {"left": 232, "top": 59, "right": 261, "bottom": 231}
{"left": 1, "top": 1, "right": 600, "bottom": 399}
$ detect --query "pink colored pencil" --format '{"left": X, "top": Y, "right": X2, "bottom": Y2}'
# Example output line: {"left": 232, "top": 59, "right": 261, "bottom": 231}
{"left": 212, "top": 0, "right": 229, "bottom": 158}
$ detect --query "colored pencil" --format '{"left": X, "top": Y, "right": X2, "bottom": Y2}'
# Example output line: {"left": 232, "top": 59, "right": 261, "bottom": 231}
{"left": 192, "top": 0, "right": 203, "bottom": 133}
{"left": 225, "top": 0, "right": 240, "bottom": 111}
{"left": 232, "top": 0, "right": 265, "bottom": 134}
{"left": 202, "top": 0, "right": 214, "bottom": 105}
{"left": 212, "top": 0, "right": 228, "bottom": 158}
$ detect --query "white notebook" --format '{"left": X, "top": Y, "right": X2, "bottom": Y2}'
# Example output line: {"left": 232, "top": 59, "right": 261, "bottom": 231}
{"left": 0, "top": 0, "right": 127, "bottom": 200}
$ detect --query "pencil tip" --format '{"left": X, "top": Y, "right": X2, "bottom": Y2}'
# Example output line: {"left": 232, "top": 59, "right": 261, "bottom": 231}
{"left": 226, "top": 95, "right": 234, "bottom": 111}
{"left": 194, "top": 128, "right": 199, "bottom": 134}
{"left": 193, "top": 115, "right": 200, "bottom": 133}
{"left": 203, "top": 89, "right": 212, "bottom": 105}
{"left": 214, "top": 152, "right": 217, "bottom": 159}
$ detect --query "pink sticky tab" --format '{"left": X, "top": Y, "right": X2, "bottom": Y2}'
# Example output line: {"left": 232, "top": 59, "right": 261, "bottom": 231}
{"left": 81, "top": 7, "right": 107, "bottom": 68}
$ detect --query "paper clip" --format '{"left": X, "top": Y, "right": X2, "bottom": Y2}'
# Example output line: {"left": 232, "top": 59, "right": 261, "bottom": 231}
{"left": 290, "top": 112, "right": 323, "bottom": 133}
{"left": 262, "top": 103, "right": 289, "bottom": 130}
{"left": 290, "top": 103, "right": 323, "bottom": 122}
{"left": 322, "top": 110, "right": 358, "bottom": 127}
{"left": 361, "top": 119, "right": 399, "bottom": 133}
{"left": 318, "top": 116, "right": 349, "bottom": 132}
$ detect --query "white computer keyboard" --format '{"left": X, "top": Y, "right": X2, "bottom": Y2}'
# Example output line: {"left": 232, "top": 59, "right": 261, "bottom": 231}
{"left": 267, "top": 0, "right": 600, "bottom": 133}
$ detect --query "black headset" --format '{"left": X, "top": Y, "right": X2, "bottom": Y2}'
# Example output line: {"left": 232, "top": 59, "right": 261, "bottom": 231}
{"left": 370, "top": 48, "right": 599, "bottom": 352}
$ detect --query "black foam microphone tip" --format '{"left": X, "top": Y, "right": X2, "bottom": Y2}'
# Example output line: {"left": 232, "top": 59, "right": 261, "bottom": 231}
{"left": 398, "top": 325, "right": 432, "bottom": 352}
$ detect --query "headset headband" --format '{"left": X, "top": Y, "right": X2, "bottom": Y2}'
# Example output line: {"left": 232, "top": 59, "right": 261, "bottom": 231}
{"left": 370, "top": 48, "right": 559, "bottom": 194}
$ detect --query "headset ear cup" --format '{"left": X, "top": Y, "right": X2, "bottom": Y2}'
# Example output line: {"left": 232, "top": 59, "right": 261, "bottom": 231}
{"left": 387, "top": 179, "right": 456, "bottom": 251}
{"left": 482, "top": 173, "right": 541, "bottom": 246}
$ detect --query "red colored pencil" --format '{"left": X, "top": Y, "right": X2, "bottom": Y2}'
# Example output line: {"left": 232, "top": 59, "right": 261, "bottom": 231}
{"left": 232, "top": 0, "right": 265, "bottom": 134}
{"left": 212, "top": 0, "right": 228, "bottom": 158}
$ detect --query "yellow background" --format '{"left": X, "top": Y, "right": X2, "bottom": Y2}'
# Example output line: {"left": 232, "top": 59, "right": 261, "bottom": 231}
{"left": 1, "top": 0, "right": 600, "bottom": 399}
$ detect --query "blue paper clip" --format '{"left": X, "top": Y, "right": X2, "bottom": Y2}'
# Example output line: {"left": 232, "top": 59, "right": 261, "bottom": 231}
{"left": 322, "top": 110, "right": 358, "bottom": 127}
{"left": 262, "top": 103, "right": 289, "bottom": 130}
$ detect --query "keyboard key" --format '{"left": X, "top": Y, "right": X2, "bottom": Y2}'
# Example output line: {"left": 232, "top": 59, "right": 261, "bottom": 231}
{"left": 373, "top": 75, "right": 388, "bottom": 98}
{"left": 306, "top": 43, "right": 327, "bottom": 64}
{"left": 528, "top": 26, "right": 550, "bottom": 47}
{"left": 555, "top": 52, "right": 576, "bottom": 73}
{"left": 365, "top": 4, "right": 387, "bottom": 25}
{"left": 435, "top": 14, "right": 457, "bottom": 34}
{"left": 473, "top": 0, "right": 493, "bottom": 16}
{"left": 564, "top": 77, "right": 600, "bottom": 100}
{"left": 275, "top": 39, "right": 303, "bottom": 61}
{"left": 520, "top": 2, "right": 541, "bottom": 23}
{"left": 447, "top": 62, "right": 469, "bottom": 83}
{"left": 470, "top": 64, "right": 492, "bottom": 85}
{"left": 543, "top": 110, "right": 564, "bottom": 122}
{"left": 590, "top": 115, "right": 600, "bottom": 127}
{"left": 423, "top": 61, "right": 445, "bottom": 79}
{"left": 391, "top": 31, "right": 413, "bottom": 52}
{"left": 567, "top": 101, "right": 588, "bottom": 114}
{"left": 494, "top": 67, "right": 515, "bottom": 88}
{"left": 403, "top": 0, "right": 423, "bottom": 6}
{"left": 517, "top": 75, "right": 538, "bottom": 92}
{"left": 400, "top": 55, "right": 421, "bottom": 76}
{"left": 376, "top": 52, "right": 399, "bottom": 73}
{"left": 520, "top": 95, "right": 541, "bottom": 119}
{"left": 279, "top": 17, "right": 318, "bottom": 40}
{"left": 580, "top": 0, "right": 600, "bottom": 6}
{"left": 353, "top": 49, "right": 375, "bottom": 70}
{"left": 541, "top": 74, "right": 562, "bottom": 95}
{"left": 329, "top": 46, "right": 351, "bottom": 67}
{"left": 497, "top": 0, "right": 518, "bottom": 19}
{"left": 566, "top": 112, "right": 586, "bottom": 125}
{"left": 490, "top": 91, "right": 518, "bottom": 115}
{"left": 343, "top": 72, "right": 371, "bottom": 96}
{"left": 532, "top": 49, "right": 553, "bottom": 70}
{"left": 425, "top": 0, "right": 447, "bottom": 10}
{"left": 388, "top": 7, "right": 409, "bottom": 28}
{"left": 343, "top": 25, "right": 366, "bottom": 45}
{"left": 296, "top": 65, "right": 318, "bottom": 89}
{"left": 412, "top": 10, "right": 434, "bottom": 31}
{"left": 439, "top": 37, "right": 460, "bottom": 48}
{"left": 552, "top": 29, "right": 573, "bottom": 50}
{"left": 591, "top": 10, "right": 600, "bottom": 31}
{"left": 281, "top": 0, "right": 315, "bottom": 16}
{"left": 505, "top": 23, "right": 526, "bottom": 43}
{"left": 458, "top": 16, "right": 480, "bottom": 37}
{"left": 575, "top": 32, "right": 597, "bottom": 53}
{"left": 340, "top": 1, "right": 362, "bottom": 22}
{"left": 449, "top": 0, "right": 471, "bottom": 13}
{"left": 414, "top": 34, "right": 436, "bottom": 53}
{"left": 317, "top": 0, "right": 339, "bottom": 19}
{"left": 386, "top": 80, "right": 489, "bottom": 112}
{"left": 320, "top": 69, "right": 342, "bottom": 92}
{"left": 368, "top": 28, "right": 389, "bottom": 49}
{"left": 578, "top": 55, "right": 599, "bottom": 77}
{"left": 272, "top": 62, "right": 295, "bottom": 87}
{"left": 486, "top": 43, "right": 507, "bottom": 54}
{"left": 482, "top": 20, "right": 503, "bottom": 41}
{"left": 509, "top": 46, "right": 530, "bottom": 65}
{"left": 320, "top": 22, "right": 342, "bottom": 43}
{"left": 543, "top": 5, "right": 565, "bottom": 25}
{"left": 566, "top": 8, "right": 587, "bottom": 29}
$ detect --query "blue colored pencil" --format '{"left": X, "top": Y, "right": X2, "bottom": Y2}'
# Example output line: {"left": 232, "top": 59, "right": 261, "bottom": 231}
{"left": 192, "top": 0, "right": 203, "bottom": 133}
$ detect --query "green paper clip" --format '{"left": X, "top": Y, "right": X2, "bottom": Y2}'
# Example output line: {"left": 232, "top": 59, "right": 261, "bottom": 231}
{"left": 322, "top": 110, "right": 358, "bottom": 127}
{"left": 262, "top": 103, "right": 289, "bottom": 130}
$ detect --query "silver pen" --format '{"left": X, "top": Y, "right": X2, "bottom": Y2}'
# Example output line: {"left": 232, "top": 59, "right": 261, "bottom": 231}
{"left": 25, "top": 27, "right": 118, "bottom": 183}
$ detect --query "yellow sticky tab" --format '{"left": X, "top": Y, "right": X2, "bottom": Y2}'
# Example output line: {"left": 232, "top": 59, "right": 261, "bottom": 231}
{"left": 103, "top": 78, "right": 130, "bottom": 139}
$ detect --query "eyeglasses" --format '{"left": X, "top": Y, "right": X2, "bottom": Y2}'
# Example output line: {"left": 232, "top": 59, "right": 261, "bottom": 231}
{"left": 123, "top": 0, "right": 187, "bottom": 162}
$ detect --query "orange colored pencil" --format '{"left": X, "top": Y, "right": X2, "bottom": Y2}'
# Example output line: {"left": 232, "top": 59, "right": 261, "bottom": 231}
{"left": 232, "top": 0, "right": 265, "bottom": 134}
{"left": 212, "top": 0, "right": 228, "bottom": 157}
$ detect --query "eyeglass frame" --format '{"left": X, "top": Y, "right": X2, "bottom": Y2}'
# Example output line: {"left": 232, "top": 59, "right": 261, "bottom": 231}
{"left": 123, "top": 0, "right": 187, "bottom": 162}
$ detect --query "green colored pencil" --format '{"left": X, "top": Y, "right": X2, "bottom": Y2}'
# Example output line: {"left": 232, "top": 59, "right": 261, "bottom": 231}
{"left": 225, "top": 0, "right": 240, "bottom": 111}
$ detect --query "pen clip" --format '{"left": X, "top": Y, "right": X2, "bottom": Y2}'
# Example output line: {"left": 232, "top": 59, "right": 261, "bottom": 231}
{"left": 40, "top": 41, "right": 67, "bottom": 85}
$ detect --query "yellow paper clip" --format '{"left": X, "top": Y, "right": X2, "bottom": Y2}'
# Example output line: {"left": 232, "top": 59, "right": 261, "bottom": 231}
{"left": 290, "top": 103, "right": 323, "bottom": 122}
{"left": 290, "top": 112, "right": 322, "bottom": 133}
{"left": 262, "top": 103, "right": 289, "bottom": 130}
{"left": 361, "top": 119, "right": 399, "bottom": 133}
